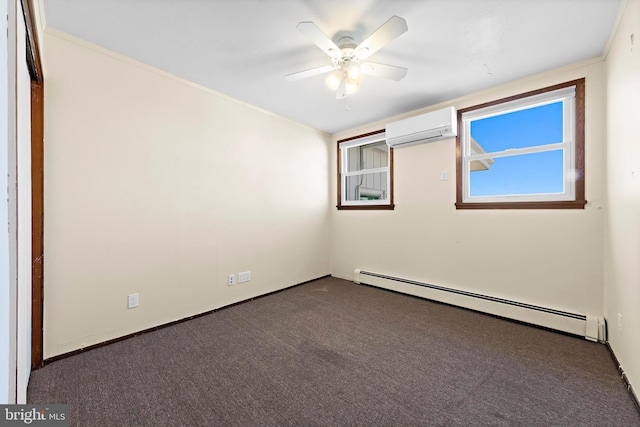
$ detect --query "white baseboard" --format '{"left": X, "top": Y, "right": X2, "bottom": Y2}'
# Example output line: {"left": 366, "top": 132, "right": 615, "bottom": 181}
{"left": 354, "top": 269, "right": 606, "bottom": 342}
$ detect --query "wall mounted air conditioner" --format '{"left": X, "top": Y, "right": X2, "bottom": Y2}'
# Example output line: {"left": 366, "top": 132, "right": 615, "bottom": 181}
{"left": 385, "top": 106, "right": 457, "bottom": 149}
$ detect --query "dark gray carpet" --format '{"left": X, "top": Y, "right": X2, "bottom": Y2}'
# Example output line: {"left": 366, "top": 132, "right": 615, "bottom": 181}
{"left": 28, "top": 277, "right": 640, "bottom": 426}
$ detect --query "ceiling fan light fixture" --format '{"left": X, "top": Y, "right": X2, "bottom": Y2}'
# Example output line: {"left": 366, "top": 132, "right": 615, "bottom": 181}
{"left": 325, "top": 69, "right": 343, "bottom": 91}
{"left": 346, "top": 64, "right": 363, "bottom": 83}
{"left": 344, "top": 78, "right": 360, "bottom": 95}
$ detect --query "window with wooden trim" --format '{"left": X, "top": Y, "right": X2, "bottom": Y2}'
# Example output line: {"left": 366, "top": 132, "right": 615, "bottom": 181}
{"left": 456, "top": 79, "right": 586, "bottom": 209}
{"left": 337, "top": 130, "right": 394, "bottom": 210}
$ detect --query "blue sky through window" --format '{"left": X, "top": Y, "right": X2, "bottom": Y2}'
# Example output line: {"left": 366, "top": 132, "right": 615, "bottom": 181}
{"left": 469, "top": 102, "right": 564, "bottom": 196}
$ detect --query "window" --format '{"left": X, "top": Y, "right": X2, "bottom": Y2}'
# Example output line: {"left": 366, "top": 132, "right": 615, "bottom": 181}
{"left": 456, "top": 79, "right": 585, "bottom": 209}
{"left": 337, "top": 130, "right": 394, "bottom": 210}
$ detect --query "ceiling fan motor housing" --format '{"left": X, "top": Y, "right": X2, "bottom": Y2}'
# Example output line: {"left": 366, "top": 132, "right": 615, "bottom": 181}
{"left": 330, "top": 36, "right": 359, "bottom": 66}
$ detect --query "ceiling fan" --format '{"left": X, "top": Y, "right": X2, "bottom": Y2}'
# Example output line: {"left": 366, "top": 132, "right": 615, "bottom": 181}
{"left": 285, "top": 16, "right": 408, "bottom": 99}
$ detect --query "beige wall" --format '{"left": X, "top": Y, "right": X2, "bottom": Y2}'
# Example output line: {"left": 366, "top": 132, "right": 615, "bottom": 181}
{"left": 604, "top": 0, "right": 640, "bottom": 395}
{"left": 332, "top": 59, "right": 606, "bottom": 320}
{"left": 43, "top": 30, "right": 331, "bottom": 358}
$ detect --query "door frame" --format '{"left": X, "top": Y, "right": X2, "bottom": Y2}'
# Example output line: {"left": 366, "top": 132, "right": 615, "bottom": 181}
{"left": 20, "top": 0, "right": 44, "bottom": 370}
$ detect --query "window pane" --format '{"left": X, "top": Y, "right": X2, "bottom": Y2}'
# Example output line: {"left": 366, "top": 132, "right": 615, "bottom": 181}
{"left": 469, "top": 150, "right": 563, "bottom": 197}
{"left": 346, "top": 141, "right": 388, "bottom": 172}
{"left": 345, "top": 172, "right": 388, "bottom": 201}
{"left": 471, "top": 102, "right": 563, "bottom": 153}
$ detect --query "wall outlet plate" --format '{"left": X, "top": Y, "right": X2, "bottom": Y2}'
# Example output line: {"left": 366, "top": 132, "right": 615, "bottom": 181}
{"left": 228, "top": 274, "right": 236, "bottom": 286}
{"left": 127, "top": 293, "right": 139, "bottom": 309}
{"left": 238, "top": 271, "right": 251, "bottom": 283}
{"left": 618, "top": 313, "right": 623, "bottom": 333}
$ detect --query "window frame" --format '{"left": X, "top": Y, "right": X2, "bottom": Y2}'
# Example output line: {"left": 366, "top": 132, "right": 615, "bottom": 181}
{"left": 337, "top": 130, "right": 395, "bottom": 210}
{"left": 455, "top": 78, "right": 586, "bottom": 210}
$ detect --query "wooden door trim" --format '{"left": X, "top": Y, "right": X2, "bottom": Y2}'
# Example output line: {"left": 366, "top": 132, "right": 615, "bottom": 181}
{"left": 30, "top": 80, "right": 43, "bottom": 369}
{"left": 20, "top": 0, "right": 44, "bottom": 369}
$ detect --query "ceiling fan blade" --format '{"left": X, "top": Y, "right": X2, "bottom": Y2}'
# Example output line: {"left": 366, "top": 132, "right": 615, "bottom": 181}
{"left": 360, "top": 62, "right": 408, "bottom": 81}
{"left": 296, "top": 22, "right": 342, "bottom": 59}
{"left": 355, "top": 16, "right": 408, "bottom": 60}
{"left": 285, "top": 65, "right": 335, "bottom": 81}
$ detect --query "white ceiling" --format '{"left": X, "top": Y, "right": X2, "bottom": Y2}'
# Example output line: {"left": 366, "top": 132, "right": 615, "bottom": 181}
{"left": 42, "top": 0, "right": 621, "bottom": 134}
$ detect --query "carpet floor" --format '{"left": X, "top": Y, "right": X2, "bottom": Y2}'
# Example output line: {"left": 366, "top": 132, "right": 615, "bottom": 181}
{"left": 28, "top": 277, "right": 640, "bottom": 426}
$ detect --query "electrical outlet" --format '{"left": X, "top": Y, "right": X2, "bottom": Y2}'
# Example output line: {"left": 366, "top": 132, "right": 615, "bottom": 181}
{"left": 238, "top": 271, "right": 251, "bottom": 283}
{"left": 440, "top": 170, "right": 448, "bottom": 181}
{"left": 618, "top": 313, "right": 623, "bottom": 334}
{"left": 127, "top": 293, "right": 139, "bottom": 309}
{"left": 227, "top": 274, "right": 236, "bottom": 286}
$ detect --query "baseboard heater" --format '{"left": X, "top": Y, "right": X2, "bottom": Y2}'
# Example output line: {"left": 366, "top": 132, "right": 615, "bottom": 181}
{"left": 354, "top": 269, "right": 606, "bottom": 342}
